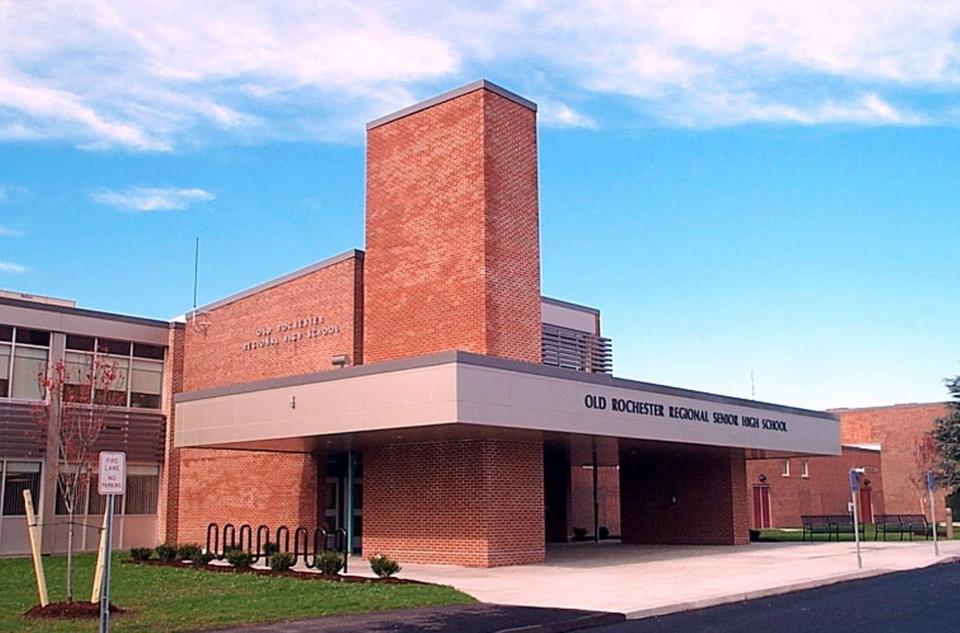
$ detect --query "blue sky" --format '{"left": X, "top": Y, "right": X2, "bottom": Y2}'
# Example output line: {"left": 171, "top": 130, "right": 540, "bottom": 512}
{"left": 1, "top": 1, "right": 958, "bottom": 410}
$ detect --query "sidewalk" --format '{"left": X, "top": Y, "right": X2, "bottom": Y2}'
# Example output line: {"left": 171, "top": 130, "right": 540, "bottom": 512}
{"left": 348, "top": 540, "right": 960, "bottom": 618}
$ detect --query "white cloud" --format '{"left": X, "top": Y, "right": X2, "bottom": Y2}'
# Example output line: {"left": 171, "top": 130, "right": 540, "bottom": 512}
{"left": 91, "top": 187, "right": 216, "bottom": 211}
{"left": 0, "top": 226, "right": 25, "bottom": 238}
{"left": 0, "top": 261, "right": 27, "bottom": 274}
{"left": 0, "top": 0, "right": 957, "bottom": 147}
{"left": 538, "top": 100, "right": 598, "bottom": 129}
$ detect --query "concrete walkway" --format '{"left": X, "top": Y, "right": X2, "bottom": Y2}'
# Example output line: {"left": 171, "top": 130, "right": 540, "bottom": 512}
{"left": 350, "top": 540, "right": 960, "bottom": 619}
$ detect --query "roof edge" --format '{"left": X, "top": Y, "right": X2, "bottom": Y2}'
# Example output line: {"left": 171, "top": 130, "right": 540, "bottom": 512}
{"left": 192, "top": 249, "right": 364, "bottom": 316}
{"left": 176, "top": 349, "right": 837, "bottom": 421}
{"left": 366, "top": 79, "right": 537, "bottom": 131}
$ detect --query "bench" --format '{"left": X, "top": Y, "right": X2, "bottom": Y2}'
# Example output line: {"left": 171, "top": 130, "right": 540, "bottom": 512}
{"left": 875, "top": 514, "right": 912, "bottom": 541}
{"left": 801, "top": 515, "right": 836, "bottom": 541}
{"left": 802, "top": 514, "right": 867, "bottom": 541}
{"left": 898, "top": 514, "right": 934, "bottom": 540}
{"left": 829, "top": 514, "right": 866, "bottom": 540}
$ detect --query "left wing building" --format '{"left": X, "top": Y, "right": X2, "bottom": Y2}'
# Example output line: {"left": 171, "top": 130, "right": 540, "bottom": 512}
{"left": 0, "top": 81, "right": 842, "bottom": 565}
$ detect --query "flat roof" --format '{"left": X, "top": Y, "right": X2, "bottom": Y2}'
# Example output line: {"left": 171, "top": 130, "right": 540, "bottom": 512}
{"left": 176, "top": 349, "right": 836, "bottom": 421}
{"left": 366, "top": 79, "right": 538, "bottom": 131}
{"left": 0, "top": 295, "right": 173, "bottom": 329}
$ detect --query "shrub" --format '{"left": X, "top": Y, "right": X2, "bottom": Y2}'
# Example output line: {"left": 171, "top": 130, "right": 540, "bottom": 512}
{"left": 268, "top": 552, "right": 295, "bottom": 572}
{"left": 225, "top": 548, "right": 254, "bottom": 568}
{"left": 155, "top": 543, "right": 178, "bottom": 562}
{"left": 192, "top": 551, "right": 215, "bottom": 566}
{"left": 316, "top": 550, "right": 344, "bottom": 575}
{"left": 177, "top": 543, "right": 203, "bottom": 562}
{"left": 572, "top": 527, "right": 587, "bottom": 541}
{"left": 130, "top": 547, "right": 153, "bottom": 561}
{"left": 368, "top": 554, "right": 401, "bottom": 578}
{"left": 599, "top": 526, "right": 610, "bottom": 540}
{"left": 262, "top": 541, "right": 279, "bottom": 557}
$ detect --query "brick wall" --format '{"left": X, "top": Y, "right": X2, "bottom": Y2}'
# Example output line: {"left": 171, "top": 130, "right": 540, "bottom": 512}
{"left": 570, "top": 466, "right": 621, "bottom": 537}
{"left": 182, "top": 253, "right": 363, "bottom": 392}
{"left": 837, "top": 403, "right": 949, "bottom": 515}
{"left": 363, "top": 433, "right": 545, "bottom": 567}
{"left": 173, "top": 448, "right": 321, "bottom": 546}
{"left": 620, "top": 446, "right": 749, "bottom": 546}
{"left": 745, "top": 448, "right": 885, "bottom": 528}
{"left": 364, "top": 86, "right": 541, "bottom": 365}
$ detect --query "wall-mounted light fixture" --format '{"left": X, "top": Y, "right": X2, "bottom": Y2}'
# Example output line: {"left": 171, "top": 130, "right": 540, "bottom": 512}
{"left": 331, "top": 354, "right": 350, "bottom": 368}
{"left": 759, "top": 474, "right": 767, "bottom": 483}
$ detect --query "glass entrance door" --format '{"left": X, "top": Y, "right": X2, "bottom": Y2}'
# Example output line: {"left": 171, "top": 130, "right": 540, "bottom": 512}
{"left": 324, "top": 452, "right": 362, "bottom": 554}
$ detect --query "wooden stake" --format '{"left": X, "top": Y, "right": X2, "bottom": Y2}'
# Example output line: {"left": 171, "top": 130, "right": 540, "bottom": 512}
{"left": 91, "top": 508, "right": 109, "bottom": 603}
{"left": 23, "top": 490, "right": 49, "bottom": 607}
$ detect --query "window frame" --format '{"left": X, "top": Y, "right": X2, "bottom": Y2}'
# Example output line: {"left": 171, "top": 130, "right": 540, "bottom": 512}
{"left": 1, "top": 459, "right": 43, "bottom": 517}
{"left": 781, "top": 459, "right": 791, "bottom": 478}
{"left": 1, "top": 326, "right": 51, "bottom": 402}
{"left": 801, "top": 460, "right": 810, "bottom": 478}
{"left": 64, "top": 336, "right": 165, "bottom": 409}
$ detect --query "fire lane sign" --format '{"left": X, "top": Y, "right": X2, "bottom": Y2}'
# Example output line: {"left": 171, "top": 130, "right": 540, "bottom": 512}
{"left": 98, "top": 452, "right": 126, "bottom": 496}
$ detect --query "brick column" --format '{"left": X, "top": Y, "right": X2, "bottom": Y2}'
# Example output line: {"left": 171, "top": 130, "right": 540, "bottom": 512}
{"left": 363, "top": 433, "right": 545, "bottom": 567}
{"left": 364, "top": 82, "right": 541, "bottom": 365}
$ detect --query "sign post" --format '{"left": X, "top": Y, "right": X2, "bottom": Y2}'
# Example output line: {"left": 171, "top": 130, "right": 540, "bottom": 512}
{"left": 927, "top": 471, "right": 939, "bottom": 557}
{"left": 98, "top": 452, "right": 125, "bottom": 633}
{"left": 849, "top": 468, "right": 863, "bottom": 569}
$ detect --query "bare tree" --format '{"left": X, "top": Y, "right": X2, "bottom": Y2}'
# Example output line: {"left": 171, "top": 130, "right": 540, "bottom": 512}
{"left": 909, "top": 432, "right": 938, "bottom": 514}
{"left": 32, "top": 353, "right": 121, "bottom": 602}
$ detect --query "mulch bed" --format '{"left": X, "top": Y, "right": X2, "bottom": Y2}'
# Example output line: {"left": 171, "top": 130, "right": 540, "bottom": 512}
{"left": 125, "top": 559, "right": 426, "bottom": 585}
{"left": 24, "top": 601, "right": 124, "bottom": 619}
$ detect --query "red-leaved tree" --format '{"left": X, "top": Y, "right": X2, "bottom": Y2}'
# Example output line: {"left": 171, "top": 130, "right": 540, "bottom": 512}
{"left": 32, "top": 353, "right": 121, "bottom": 602}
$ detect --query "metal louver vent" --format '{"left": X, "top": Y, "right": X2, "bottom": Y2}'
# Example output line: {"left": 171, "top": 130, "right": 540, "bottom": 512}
{"left": 541, "top": 323, "right": 612, "bottom": 374}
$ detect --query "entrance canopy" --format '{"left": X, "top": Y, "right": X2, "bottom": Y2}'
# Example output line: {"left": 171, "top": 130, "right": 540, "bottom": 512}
{"left": 174, "top": 351, "right": 839, "bottom": 457}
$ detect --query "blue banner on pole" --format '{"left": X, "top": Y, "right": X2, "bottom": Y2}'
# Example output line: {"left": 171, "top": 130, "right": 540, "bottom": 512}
{"left": 849, "top": 470, "right": 859, "bottom": 492}
{"left": 927, "top": 471, "right": 936, "bottom": 492}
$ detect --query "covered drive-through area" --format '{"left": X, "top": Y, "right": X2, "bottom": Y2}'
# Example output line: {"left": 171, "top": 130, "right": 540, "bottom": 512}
{"left": 172, "top": 350, "right": 841, "bottom": 567}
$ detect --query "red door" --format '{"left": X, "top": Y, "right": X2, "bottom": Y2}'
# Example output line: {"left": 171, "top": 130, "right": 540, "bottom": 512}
{"left": 859, "top": 487, "right": 874, "bottom": 523}
{"left": 753, "top": 485, "right": 772, "bottom": 529}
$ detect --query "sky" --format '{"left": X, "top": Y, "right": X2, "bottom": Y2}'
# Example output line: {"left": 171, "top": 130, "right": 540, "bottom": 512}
{"left": 0, "top": 1, "right": 958, "bottom": 410}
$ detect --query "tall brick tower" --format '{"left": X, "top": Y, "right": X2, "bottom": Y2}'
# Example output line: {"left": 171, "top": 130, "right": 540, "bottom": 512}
{"left": 364, "top": 80, "right": 541, "bottom": 364}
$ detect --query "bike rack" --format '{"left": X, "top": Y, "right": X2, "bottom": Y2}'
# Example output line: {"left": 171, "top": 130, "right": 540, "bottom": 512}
{"left": 205, "top": 523, "right": 219, "bottom": 557}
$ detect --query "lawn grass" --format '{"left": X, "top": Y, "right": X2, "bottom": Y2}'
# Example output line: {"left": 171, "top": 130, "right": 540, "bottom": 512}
{"left": 0, "top": 553, "right": 475, "bottom": 633}
{"left": 758, "top": 524, "right": 960, "bottom": 542}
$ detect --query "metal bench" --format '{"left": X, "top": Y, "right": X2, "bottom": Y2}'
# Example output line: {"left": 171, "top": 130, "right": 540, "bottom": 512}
{"left": 898, "top": 514, "right": 931, "bottom": 540}
{"left": 829, "top": 514, "right": 866, "bottom": 540}
{"left": 875, "top": 514, "right": 912, "bottom": 541}
{"left": 801, "top": 515, "right": 835, "bottom": 541}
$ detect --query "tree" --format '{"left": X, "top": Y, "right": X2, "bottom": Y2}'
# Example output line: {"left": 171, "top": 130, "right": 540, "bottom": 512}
{"left": 908, "top": 431, "right": 939, "bottom": 513}
{"left": 933, "top": 375, "right": 960, "bottom": 496}
{"left": 32, "top": 353, "right": 121, "bottom": 602}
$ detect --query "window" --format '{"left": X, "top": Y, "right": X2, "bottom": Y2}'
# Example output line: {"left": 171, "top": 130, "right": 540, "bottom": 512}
{"left": 781, "top": 460, "right": 790, "bottom": 477}
{"left": 801, "top": 460, "right": 810, "bottom": 478}
{"left": 0, "top": 326, "right": 51, "bottom": 401}
{"left": 86, "top": 475, "right": 122, "bottom": 515}
{"left": 62, "top": 336, "right": 164, "bottom": 409}
{"left": 54, "top": 466, "right": 92, "bottom": 515}
{"left": 0, "top": 342, "right": 9, "bottom": 398}
{"left": 125, "top": 466, "right": 160, "bottom": 515}
{"left": 130, "top": 358, "right": 163, "bottom": 409}
{"left": 2, "top": 462, "right": 42, "bottom": 516}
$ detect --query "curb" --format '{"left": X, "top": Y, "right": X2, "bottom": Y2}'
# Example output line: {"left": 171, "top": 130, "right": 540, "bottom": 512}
{"left": 497, "top": 612, "right": 627, "bottom": 633}
{"left": 624, "top": 554, "right": 960, "bottom": 620}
